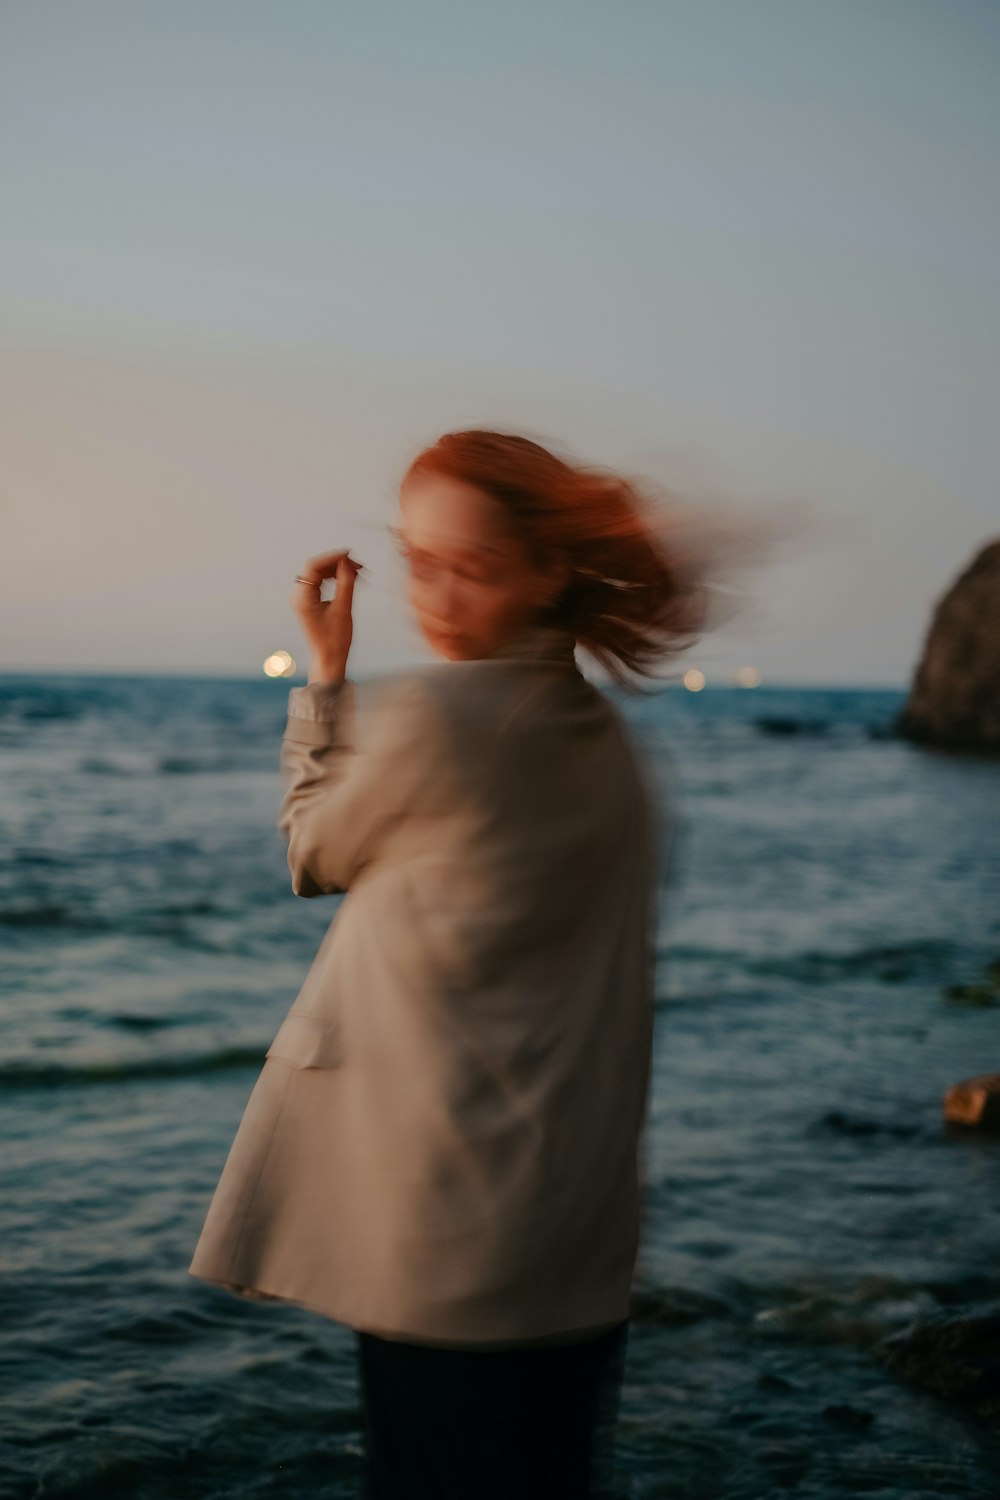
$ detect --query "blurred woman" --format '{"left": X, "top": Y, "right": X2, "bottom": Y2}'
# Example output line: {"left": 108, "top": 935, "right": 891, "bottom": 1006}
{"left": 189, "top": 428, "right": 719, "bottom": 1498}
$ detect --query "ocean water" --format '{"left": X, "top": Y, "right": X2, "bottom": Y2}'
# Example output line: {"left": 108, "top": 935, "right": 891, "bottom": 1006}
{"left": 2, "top": 669, "right": 999, "bottom": 1500}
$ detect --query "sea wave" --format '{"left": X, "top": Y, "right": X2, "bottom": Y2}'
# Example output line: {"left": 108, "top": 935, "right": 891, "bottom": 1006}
{"left": 0, "top": 1047, "right": 268, "bottom": 1088}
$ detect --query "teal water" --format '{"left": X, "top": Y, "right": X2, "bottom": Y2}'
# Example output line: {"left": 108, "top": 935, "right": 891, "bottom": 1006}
{"left": 2, "top": 672, "right": 999, "bottom": 1498}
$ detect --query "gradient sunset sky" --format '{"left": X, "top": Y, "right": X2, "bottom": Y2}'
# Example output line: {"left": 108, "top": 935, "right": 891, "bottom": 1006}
{"left": 3, "top": 1, "right": 998, "bottom": 686}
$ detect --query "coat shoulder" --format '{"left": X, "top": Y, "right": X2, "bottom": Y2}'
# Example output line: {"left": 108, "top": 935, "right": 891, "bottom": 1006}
{"left": 406, "top": 658, "right": 612, "bottom": 728}
{"left": 357, "top": 660, "right": 629, "bottom": 778}
{"left": 352, "top": 666, "right": 448, "bottom": 743}
{"left": 360, "top": 661, "right": 508, "bottom": 741}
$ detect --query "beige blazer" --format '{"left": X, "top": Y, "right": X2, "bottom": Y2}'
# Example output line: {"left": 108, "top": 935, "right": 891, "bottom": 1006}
{"left": 188, "top": 620, "right": 667, "bottom": 1348}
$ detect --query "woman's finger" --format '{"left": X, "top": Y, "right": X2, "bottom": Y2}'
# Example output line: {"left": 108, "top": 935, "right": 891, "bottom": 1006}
{"left": 329, "top": 555, "right": 359, "bottom": 616}
{"left": 303, "top": 549, "right": 364, "bottom": 583}
{"left": 290, "top": 552, "right": 363, "bottom": 612}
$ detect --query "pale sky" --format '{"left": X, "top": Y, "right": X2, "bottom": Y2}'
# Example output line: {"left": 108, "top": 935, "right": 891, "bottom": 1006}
{"left": 2, "top": 0, "right": 997, "bottom": 687}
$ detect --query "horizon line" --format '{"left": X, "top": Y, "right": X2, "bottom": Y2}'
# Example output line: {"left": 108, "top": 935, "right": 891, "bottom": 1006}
{"left": 0, "top": 665, "right": 911, "bottom": 692}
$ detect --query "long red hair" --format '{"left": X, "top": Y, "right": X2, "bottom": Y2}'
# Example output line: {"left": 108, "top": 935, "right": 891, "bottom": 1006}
{"left": 399, "top": 427, "right": 760, "bottom": 691}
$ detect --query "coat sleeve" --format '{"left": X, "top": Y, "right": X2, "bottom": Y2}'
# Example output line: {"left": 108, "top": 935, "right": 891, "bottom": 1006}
{"left": 277, "top": 672, "right": 444, "bottom": 897}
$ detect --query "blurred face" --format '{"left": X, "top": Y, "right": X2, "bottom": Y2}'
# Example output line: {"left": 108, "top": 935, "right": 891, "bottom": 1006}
{"left": 396, "top": 473, "right": 567, "bottom": 661}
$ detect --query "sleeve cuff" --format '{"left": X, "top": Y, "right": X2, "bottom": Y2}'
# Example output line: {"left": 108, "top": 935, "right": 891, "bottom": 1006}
{"left": 284, "top": 679, "right": 356, "bottom": 745}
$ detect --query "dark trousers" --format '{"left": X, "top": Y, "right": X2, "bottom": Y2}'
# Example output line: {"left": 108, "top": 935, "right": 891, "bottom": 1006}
{"left": 356, "top": 1319, "right": 629, "bottom": 1499}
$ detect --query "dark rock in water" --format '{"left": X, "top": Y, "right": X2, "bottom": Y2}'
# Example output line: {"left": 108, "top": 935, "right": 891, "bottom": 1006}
{"left": 943, "top": 956, "right": 1000, "bottom": 1007}
{"left": 942, "top": 1072, "right": 1000, "bottom": 1128}
{"left": 895, "top": 538, "right": 1000, "bottom": 754}
{"left": 754, "top": 715, "right": 829, "bottom": 736}
{"left": 943, "top": 982, "right": 998, "bottom": 1007}
{"left": 879, "top": 1310, "right": 1000, "bottom": 1420}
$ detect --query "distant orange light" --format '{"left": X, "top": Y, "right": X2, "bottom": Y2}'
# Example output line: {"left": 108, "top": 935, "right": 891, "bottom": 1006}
{"left": 735, "top": 665, "right": 761, "bottom": 687}
{"left": 683, "top": 668, "right": 705, "bottom": 692}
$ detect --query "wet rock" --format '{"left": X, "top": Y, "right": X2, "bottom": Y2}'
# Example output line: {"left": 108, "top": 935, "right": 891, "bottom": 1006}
{"left": 879, "top": 1310, "right": 1000, "bottom": 1420}
{"left": 895, "top": 538, "right": 1000, "bottom": 754}
{"left": 944, "top": 982, "right": 998, "bottom": 1007}
{"left": 943, "top": 957, "right": 1000, "bottom": 1008}
{"left": 754, "top": 715, "right": 828, "bottom": 736}
{"left": 943, "top": 1072, "right": 1000, "bottom": 1128}
{"left": 947, "top": 960, "right": 1000, "bottom": 1008}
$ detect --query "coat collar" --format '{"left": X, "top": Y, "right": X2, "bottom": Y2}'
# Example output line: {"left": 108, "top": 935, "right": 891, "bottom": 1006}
{"left": 480, "top": 620, "right": 579, "bottom": 666}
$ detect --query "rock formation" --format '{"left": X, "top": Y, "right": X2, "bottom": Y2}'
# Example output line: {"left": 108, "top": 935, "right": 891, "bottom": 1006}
{"left": 895, "top": 539, "right": 1000, "bottom": 753}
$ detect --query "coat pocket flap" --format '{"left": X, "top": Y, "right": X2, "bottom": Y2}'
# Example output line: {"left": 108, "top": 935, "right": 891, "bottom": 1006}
{"left": 265, "top": 1011, "right": 345, "bottom": 1070}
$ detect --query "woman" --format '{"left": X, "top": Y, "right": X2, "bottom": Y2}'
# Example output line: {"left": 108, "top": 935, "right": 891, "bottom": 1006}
{"left": 188, "top": 429, "right": 710, "bottom": 1498}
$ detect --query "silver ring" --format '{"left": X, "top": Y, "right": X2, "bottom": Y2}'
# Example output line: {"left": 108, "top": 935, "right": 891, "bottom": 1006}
{"left": 294, "top": 575, "right": 320, "bottom": 586}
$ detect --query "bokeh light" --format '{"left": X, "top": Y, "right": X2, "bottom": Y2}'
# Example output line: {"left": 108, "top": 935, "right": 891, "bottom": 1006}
{"left": 264, "top": 650, "right": 296, "bottom": 678}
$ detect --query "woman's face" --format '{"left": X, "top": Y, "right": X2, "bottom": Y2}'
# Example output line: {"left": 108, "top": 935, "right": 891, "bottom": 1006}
{"left": 396, "top": 473, "right": 566, "bottom": 661}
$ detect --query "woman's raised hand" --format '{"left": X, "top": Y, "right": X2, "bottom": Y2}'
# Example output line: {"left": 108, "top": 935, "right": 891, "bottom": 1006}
{"left": 289, "top": 550, "right": 364, "bottom": 685}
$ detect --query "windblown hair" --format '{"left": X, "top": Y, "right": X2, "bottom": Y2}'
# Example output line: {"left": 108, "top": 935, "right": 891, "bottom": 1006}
{"left": 399, "top": 427, "right": 751, "bottom": 691}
